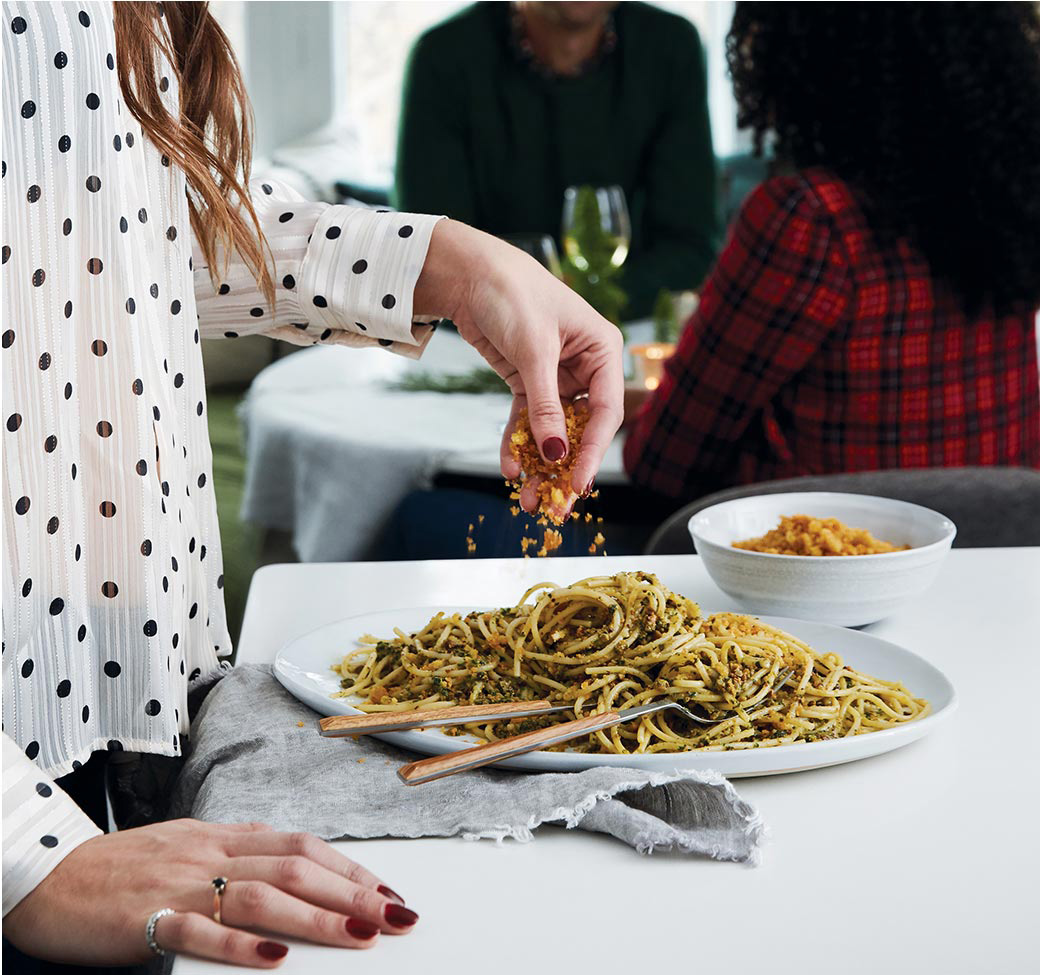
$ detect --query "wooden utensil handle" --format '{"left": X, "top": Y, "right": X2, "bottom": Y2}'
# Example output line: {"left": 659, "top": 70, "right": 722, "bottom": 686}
{"left": 397, "top": 711, "right": 622, "bottom": 785}
{"left": 318, "top": 700, "right": 555, "bottom": 736}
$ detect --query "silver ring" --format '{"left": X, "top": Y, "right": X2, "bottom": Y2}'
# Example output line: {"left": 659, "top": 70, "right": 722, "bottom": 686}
{"left": 145, "top": 908, "right": 176, "bottom": 957}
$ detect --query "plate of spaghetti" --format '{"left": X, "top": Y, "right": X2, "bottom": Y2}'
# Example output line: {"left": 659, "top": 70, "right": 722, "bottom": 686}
{"left": 273, "top": 571, "right": 956, "bottom": 777}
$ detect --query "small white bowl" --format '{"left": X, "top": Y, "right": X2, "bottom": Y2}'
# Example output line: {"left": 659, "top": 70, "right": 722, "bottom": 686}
{"left": 688, "top": 492, "right": 956, "bottom": 626}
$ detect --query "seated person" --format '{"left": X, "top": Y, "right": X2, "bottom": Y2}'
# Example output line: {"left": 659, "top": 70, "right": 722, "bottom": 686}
{"left": 394, "top": 1, "right": 719, "bottom": 317}
{"left": 624, "top": 2, "right": 1040, "bottom": 501}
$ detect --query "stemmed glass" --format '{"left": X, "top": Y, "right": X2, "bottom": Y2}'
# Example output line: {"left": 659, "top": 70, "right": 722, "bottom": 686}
{"left": 502, "top": 234, "right": 564, "bottom": 279}
{"left": 561, "top": 185, "right": 631, "bottom": 282}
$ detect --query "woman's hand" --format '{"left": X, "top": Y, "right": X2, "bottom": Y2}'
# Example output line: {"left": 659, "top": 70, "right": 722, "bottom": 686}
{"left": 4, "top": 819, "right": 418, "bottom": 967}
{"left": 415, "top": 220, "right": 624, "bottom": 511}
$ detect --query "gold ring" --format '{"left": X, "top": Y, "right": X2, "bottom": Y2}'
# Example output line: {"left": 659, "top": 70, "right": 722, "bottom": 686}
{"left": 211, "top": 876, "right": 229, "bottom": 924}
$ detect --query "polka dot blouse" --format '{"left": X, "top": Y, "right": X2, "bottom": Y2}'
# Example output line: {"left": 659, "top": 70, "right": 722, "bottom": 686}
{"left": 2, "top": 1, "right": 442, "bottom": 911}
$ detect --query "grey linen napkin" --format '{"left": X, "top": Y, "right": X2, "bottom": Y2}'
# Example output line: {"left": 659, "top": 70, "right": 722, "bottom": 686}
{"left": 170, "top": 665, "right": 765, "bottom": 863}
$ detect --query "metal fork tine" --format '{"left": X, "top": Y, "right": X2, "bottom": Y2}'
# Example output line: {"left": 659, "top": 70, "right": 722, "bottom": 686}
{"left": 666, "top": 665, "right": 796, "bottom": 726}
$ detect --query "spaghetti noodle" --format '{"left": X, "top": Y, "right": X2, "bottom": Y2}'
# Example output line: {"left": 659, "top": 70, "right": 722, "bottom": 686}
{"left": 332, "top": 572, "right": 928, "bottom": 753}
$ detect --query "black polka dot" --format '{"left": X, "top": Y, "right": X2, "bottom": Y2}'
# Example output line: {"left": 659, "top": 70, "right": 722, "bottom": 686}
{"left": 44, "top": 434, "right": 57, "bottom": 451}
{"left": 188, "top": 537, "right": 196, "bottom": 552}
{"left": 249, "top": 307, "right": 263, "bottom": 317}
{"left": 82, "top": 705, "right": 89, "bottom": 722}
{"left": 2, "top": 330, "right": 15, "bottom": 347}
{"left": 11, "top": 16, "right": 26, "bottom": 33}
{"left": 170, "top": 299, "right": 181, "bottom": 314}
{"left": 119, "top": 216, "right": 128, "bottom": 233}
{"left": 46, "top": 516, "right": 58, "bottom": 534}
{"left": 189, "top": 602, "right": 199, "bottom": 619}
{"left": 97, "top": 420, "right": 113, "bottom": 438}
{"left": 351, "top": 259, "right": 367, "bottom": 274}
{"left": 161, "top": 153, "right": 169, "bottom": 166}
{"left": 174, "top": 372, "right": 184, "bottom": 388}
{"left": 22, "top": 578, "right": 32, "bottom": 597}
{"left": 281, "top": 274, "right": 295, "bottom": 290}
{"left": 26, "top": 184, "right": 41, "bottom": 203}
{"left": 25, "top": 741, "right": 40, "bottom": 760}
{"left": 261, "top": 183, "right": 273, "bottom": 194}
{"left": 140, "top": 538, "right": 152, "bottom": 556}
{"left": 153, "top": 406, "right": 161, "bottom": 421}
{"left": 104, "top": 660, "right": 121, "bottom": 677}
{"left": 106, "top": 52, "right": 114, "bottom": 70}
{"left": 21, "top": 100, "right": 36, "bottom": 119}
{"left": 132, "top": 378, "right": 144, "bottom": 395}
{"left": 135, "top": 458, "right": 148, "bottom": 477}
{"left": 77, "top": 624, "right": 86, "bottom": 642}
{"left": 101, "top": 581, "right": 118, "bottom": 598}
{"left": 320, "top": 328, "right": 333, "bottom": 341}
{"left": 172, "top": 632, "right": 179, "bottom": 648}
{"left": 87, "top": 258, "right": 103, "bottom": 274}
{"left": 58, "top": 134, "right": 71, "bottom": 153}
{"left": 70, "top": 463, "right": 76, "bottom": 478}
{"left": 189, "top": 668, "right": 201, "bottom": 681}
{"left": 15, "top": 496, "right": 30, "bottom": 515}
{"left": 21, "top": 659, "right": 34, "bottom": 678}
{"left": 107, "top": 740, "right": 123, "bottom": 752}
{"left": 36, "top": 782, "right": 52, "bottom": 798}
{"left": 2, "top": 245, "right": 9, "bottom": 263}
{"left": 138, "top": 208, "right": 148, "bottom": 223}
{"left": 143, "top": 619, "right": 157, "bottom": 637}
{"left": 217, "top": 573, "right": 225, "bottom": 589}
{"left": 278, "top": 211, "right": 293, "bottom": 223}
{"left": 218, "top": 283, "right": 230, "bottom": 295}
{"left": 312, "top": 295, "right": 328, "bottom": 308}
{"left": 56, "top": 679, "right": 71, "bottom": 698}
{"left": 161, "top": 481, "right": 170, "bottom": 497}
{"left": 325, "top": 225, "right": 341, "bottom": 240}
{"left": 85, "top": 174, "right": 101, "bottom": 192}
{"left": 200, "top": 544, "right": 207, "bottom": 560}
{"left": 196, "top": 401, "right": 204, "bottom": 416}
{"left": 49, "top": 598, "right": 64, "bottom": 615}
{"left": 398, "top": 225, "right": 413, "bottom": 238}
{"left": 126, "top": 132, "right": 134, "bottom": 147}
{"left": 382, "top": 294, "right": 397, "bottom": 310}
{"left": 85, "top": 92, "right": 100, "bottom": 110}
{"left": 162, "top": 575, "right": 169, "bottom": 592}
{"left": 7, "top": 413, "right": 22, "bottom": 431}
{"left": 99, "top": 500, "right": 116, "bottom": 517}
{"left": 149, "top": 282, "right": 159, "bottom": 299}
{"left": 379, "top": 338, "right": 394, "bottom": 347}
{"left": 125, "top": 297, "right": 135, "bottom": 314}
{"left": 31, "top": 268, "right": 44, "bottom": 287}
{"left": 224, "top": 330, "right": 238, "bottom": 339}
{"left": 145, "top": 699, "right": 162, "bottom": 716}
{"left": 166, "top": 225, "right": 177, "bottom": 241}
{"left": 64, "top": 301, "right": 72, "bottom": 319}
{"left": 159, "top": 76, "right": 169, "bottom": 92}
{"left": 62, "top": 218, "right": 72, "bottom": 236}
{"left": 91, "top": 338, "right": 107, "bottom": 356}
{"left": 39, "top": 834, "right": 58, "bottom": 848}
{"left": 79, "top": 10, "right": 90, "bottom": 26}
{"left": 197, "top": 472, "right": 206, "bottom": 488}
{"left": 112, "top": 133, "right": 121, "bottom": 151}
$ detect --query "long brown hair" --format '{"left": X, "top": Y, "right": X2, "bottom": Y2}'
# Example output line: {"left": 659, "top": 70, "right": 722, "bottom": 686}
{"left": 114, "top": 2, "right": 274, "bottom": 305}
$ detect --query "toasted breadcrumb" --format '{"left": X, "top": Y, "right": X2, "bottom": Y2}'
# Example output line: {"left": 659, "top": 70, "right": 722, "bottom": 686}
{"left": 734, "top": 514, "right": 909, "bottom": 556}
{"left": 296, "top": 721, "right": 305, "bottom": 728}
{"left": 508, "top": 403, "right": 589, "bottom": 526}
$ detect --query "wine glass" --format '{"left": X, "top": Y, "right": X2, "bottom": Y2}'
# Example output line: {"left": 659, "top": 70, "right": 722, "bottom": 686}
{"left": 502, "top": 234, "right": 564, "bottom": 279}
{"left": 561, "top": 185, "right": 631, "bottom": 281}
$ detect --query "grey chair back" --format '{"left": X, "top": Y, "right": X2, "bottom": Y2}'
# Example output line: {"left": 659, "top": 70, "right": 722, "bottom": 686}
{"left": 644, "top": 467, "right": 1040, "bottom": 554}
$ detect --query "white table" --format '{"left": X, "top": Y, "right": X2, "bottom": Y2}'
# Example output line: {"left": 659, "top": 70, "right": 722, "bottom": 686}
{"left": 239, "top": 328, "right": 633, "bottom": 562}
{"left": 175, "top": 549, "right": 1040, "bottom": 975}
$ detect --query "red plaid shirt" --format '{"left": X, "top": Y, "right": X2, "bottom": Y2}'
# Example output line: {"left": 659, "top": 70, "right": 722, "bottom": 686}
{"left": 624, "top": 167, "right": 1040, "bottom": 499}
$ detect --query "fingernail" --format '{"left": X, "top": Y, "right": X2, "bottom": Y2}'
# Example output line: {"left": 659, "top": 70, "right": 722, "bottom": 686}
{"left": 256, "top": 941, "right": 289, "bottom": 960}
{"left": 345, "top": 918, "right": 380, "bottom": 940}
{"left": 543, "top": 437, "right": 567, "bottom": 461}
{"left": 378, "top": 884, "right": 405, "bottom": 904}
{"left": 581, "top": 477, "right": 596, "bottom": 498}
{"left": 385, "top": 903, "right": 420, "bottom": 928}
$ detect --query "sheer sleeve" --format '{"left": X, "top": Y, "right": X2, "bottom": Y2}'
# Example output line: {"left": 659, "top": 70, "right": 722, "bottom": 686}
{"left": 193, "top": 181, "right": 445, "bottom": 358}
{"left": 2, "top": 733, "right": 102, "bottom": 916}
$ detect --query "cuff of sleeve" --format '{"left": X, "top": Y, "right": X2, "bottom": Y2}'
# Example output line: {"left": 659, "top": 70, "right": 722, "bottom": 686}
{"left": 298, "top": 209, "right": 445, "bottom": 346}
{"left": 2, "top": 737, "right": 102, "bottom": 916}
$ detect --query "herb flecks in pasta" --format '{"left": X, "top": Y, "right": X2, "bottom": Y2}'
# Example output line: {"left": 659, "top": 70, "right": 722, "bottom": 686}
{"left": 332, "top": 572, "right": 929, "bottom": 753}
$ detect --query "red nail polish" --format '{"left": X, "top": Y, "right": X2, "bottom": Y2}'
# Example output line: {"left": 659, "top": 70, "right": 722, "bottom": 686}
{"left": 256, "top": 941, "right": 289, "bottom": 960}
{"left": 582, "top": 476, "right": 596, "bottom": 498}
{"left": 345, "top": 918, "right": 380, "bottom": 940}
{"left": 385, "top": 903, "right": 419, "bottom": 928}
{"left": 378, "top": 884, "right": 405, "bottom": 904}
{"left": 543, "top": 437, "right": 567, "bottom": 461}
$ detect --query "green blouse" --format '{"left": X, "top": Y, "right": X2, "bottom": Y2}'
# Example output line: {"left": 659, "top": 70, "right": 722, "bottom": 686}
{"left": 394, "top": 2, "right": 719, "bottom": 317}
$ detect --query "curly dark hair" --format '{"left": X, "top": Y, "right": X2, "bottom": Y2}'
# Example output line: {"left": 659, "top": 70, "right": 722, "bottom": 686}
{"left": 727, "top": 2, "right": 1040, "bottom": 315}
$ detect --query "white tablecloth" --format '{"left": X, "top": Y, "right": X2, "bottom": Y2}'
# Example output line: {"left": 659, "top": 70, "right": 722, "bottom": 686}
{"left": 174, "top": 550, "right": 1040, "bottom": 975}
{"left": 239, "top": 330, "right": 628, "bottom": 561}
